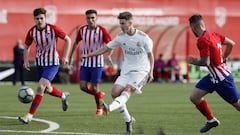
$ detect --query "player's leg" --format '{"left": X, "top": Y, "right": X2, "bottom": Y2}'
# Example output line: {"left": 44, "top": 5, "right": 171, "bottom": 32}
{"left": 190, "top": 88, "right": 216, "bottom": 118}
{"left": 108, "top": 85, "right": 132, "bottom": 112}
{"left": 42, "top": 66, "right": 70, "bottom": 111}
{"left": 105, "top": 72, "right": 148, "bottom": 112}
{"left": 90, "top": 67, "right": 106, "bottom": 116}
{"left": 46, "top": 85, "right": 70, "bottom": 112}
{"left": 18, "top": 77, "right": 46, "bottom": 124}
{"left": 215, "top": 74, "right": 240, "bottom": 111}
{"left": 119, "top": 104, "right": 135, "bottom": 135}
{"left": 19, "top": 66, "right": 45, "bottom": 124}
{"left": 90, "top": 83, "right": 105, "bottom": 116}
{"left": 79, "top": 66, "right": 94, "bottom": 95}
{"left": 114, "top": 72, "right": 148, "bottom": 134}
{"left": 99, "top": 84, "right": 124, "bottom": 116}
{"left": 190, "top": 74, "right": 219, "bottom": 133}
{"left": 232, "top": 100, "right": 240, "bottom": 111}
{"left": 19, "top": 66, "right": 69, "bottom": 124}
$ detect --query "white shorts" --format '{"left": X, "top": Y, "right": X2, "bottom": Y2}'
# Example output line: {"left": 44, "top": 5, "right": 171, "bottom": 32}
{"left": 114, "top": 71, "right": 149, "bottom": 94}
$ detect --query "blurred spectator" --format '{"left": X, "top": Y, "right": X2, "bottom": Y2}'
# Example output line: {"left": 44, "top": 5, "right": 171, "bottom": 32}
{"left": 13, "top": 39, "right": 25, "bottom": 86}
{"left": 166, "top": 53, "right": 183, "bottom": 83}
{"left": 154, "top": 53, "right": 166, "bottom": 82}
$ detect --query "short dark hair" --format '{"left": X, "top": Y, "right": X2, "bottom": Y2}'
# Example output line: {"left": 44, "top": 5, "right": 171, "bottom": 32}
{"left": 85, "top": 9, "right": 97, "bottom": 15}
{"left": 118, "top": 11, "right": 133, "bottom": 20}
{"left": 33, "top": 8, "right": 46, "bottom": 17}
{"left": 189, "top": 14, "right": 203, "bottom": 24}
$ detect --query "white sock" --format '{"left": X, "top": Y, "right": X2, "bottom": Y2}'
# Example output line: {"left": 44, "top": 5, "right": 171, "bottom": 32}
{"left": 109, "top": 91, "right": 130, "bottom": 112}
{"left": 119, "top": 104, "right": 131, "bottom": 122}
{"left": 208, "top": 117, "right": 218, "bottom": 122}
{"left": 27, "top": 113, "right": 33, "bottom": 121}
{"left": 61, "top": 93, "right": 66, "bottom": 99}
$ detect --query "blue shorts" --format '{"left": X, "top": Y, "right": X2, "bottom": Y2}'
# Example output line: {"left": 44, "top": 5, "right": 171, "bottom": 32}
{"left": 196, "top": 74, "right": 240, "bottom": 104}
{"left": 80, "top": 66, "right": 103, "bottom": 83}
{"left": 37, "top": 65, "right": 59, "bottom": 81}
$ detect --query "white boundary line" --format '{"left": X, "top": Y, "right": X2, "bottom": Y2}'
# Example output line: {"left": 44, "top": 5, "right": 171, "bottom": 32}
{"left": 0, "top": 116, "right": 119, "bottom": 135}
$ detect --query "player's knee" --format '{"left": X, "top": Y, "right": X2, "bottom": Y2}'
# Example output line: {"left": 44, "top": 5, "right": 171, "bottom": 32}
{"left": 233, "top": 101, "right": 240, "bottom": 111}
{"left": 36, "top": 85, "right": 45, "bottom": 94}
{"left": 189, "top": 95, "right": 195, "bottom": 103}
{"left": 111, "top": 91, "right": 118, "bottom": 99}
{"left": 235, "top": 107, "right": 240, "bottom": 111}
{"left": 189, "top": 95, "right": 200, "bottom": 104}
{"left": 233, "top": 105, "right": 240, "bottom": 111}
{"left": 111, "top": 89, "right": 122, "bottom": 99}
{"left": 125, "top": 85, "right": 134, "bottom": 93}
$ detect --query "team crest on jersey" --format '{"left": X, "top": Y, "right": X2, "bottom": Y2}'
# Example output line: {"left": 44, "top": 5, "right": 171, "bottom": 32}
{"left": 136, "top": 42, "right": 141, "bottom": 47}
{"left": 94, "top": 33, "right": 98, "bottom": 38}
{"left": 45, "top": 32, "right": 50, "bottom": 37}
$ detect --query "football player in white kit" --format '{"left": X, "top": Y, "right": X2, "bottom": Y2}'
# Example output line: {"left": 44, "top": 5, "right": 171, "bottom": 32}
{"left": 82, "top": 11, "right": 154, "bottom": 135}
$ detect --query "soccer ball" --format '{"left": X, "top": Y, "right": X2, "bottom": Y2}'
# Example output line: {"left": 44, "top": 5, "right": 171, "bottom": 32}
{"left": 18, "top": 86, "right": 35, "bottom": 104}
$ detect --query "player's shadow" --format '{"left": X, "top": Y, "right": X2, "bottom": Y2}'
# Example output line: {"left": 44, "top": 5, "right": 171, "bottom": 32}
{"left": 136, "top": 126, "right": 166, "bottom": 135}
{"left": 156, "top": 128, "right": 166, "bottom": 135}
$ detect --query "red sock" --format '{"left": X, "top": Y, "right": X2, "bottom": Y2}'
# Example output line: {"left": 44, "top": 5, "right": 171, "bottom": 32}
{"left": 88, "top": 86, "right": 101, "bottom": 109}
{"left": 49, "top": 86, "right": 63, "bottom": 98}
{"left": 88, "top": 86, "right": 95, "bottom": 95}
{"left": 29, "top": 94, "right": 43, "bottom": 115}
{"left": 196, "top": 99, "right": 214, "bottom": 120}
{"left": 95, "top": 91, "right": 105, "bottom": 109}
{"left": 95, "top": 93, "right": 101, "bottom": 109}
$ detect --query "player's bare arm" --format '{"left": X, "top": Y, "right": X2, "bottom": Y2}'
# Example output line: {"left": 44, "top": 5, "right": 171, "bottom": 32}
{"left": 81, "top": 46, "right": 112, "bottom": 58}
{"left": 222, "top": 37, "right": 235, "bottom": 62}
{"left": 147, "top": 52, "right": 154, "bottom": 83}
{"left": 105, "top": 50, "right": 114, "bottom": 66}
{"left": 188, "top": 56, "right": 210, "bottom": 66}
{"left": 69, "top": 40, "right": 80, "bottom": 65}
{"left": 62, "top": 35, "right": 72, "bottom": 66}
{"left": 23, "top": 45, "right": 31, "bottom": 71}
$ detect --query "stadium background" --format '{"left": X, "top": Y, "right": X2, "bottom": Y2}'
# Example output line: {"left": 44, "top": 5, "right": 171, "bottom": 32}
{"left": 0, "top": 0, "right": 240, "bottom": 82}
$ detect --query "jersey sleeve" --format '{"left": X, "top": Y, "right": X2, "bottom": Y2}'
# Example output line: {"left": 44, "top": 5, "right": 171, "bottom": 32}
{"left": 52, "top": 25, "right": 66, "bottom": 39}
{"left": 197, "top": 39, "right": 210, "bottom": 57}
{"left": 100, "top": 26, "right": 112, "bottom": 44}
{"left": 144, "top": 35, "right": 153, "bottom": 53}
{"left": 214, "top": 32, "right": 226, "bottom": 44}
{"left": 25, "top": 28, "right": 33, "bottom": 46}
{"left": 75, "top": 26, "right": 83, "bottom": 43}
{"left": 107, "top": 35, "right": 120, "bottom": 49}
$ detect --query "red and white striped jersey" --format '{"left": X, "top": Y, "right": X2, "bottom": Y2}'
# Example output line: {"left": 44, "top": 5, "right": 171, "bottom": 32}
{"left": 198, "top": 31, "right": 231, "bottom": 83}
{"left": 25, "top": 24, "right": 66, "bottom": 66}
{"left": 75, "top": 25, "right": 111, "bottom": 67}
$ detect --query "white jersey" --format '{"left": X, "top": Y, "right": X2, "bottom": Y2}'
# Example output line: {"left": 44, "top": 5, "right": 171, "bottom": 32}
{"left": 107, "top": 29, "right": 153, "bottom": 75}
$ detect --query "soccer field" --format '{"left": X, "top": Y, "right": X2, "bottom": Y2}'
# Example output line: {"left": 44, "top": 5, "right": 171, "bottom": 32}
{"left": 0, "top": 82, "right": 239, "bottom": 135}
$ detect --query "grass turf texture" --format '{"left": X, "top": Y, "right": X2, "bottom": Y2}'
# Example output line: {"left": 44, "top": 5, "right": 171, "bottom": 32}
{"left": 0, "top": 82, "right": 239, "bottom": 135}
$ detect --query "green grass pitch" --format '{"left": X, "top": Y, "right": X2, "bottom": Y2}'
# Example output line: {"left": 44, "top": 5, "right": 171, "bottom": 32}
{"left": 0, "top": 82, "right": 239, "bottom": 135}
